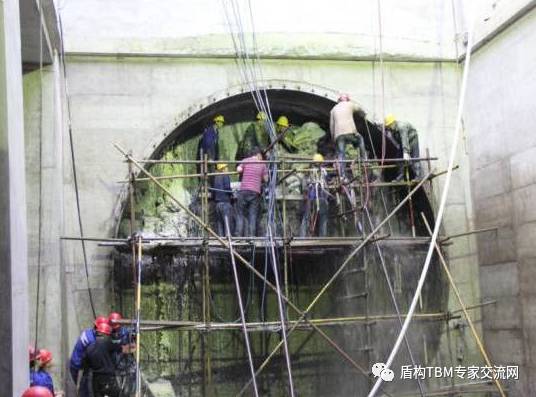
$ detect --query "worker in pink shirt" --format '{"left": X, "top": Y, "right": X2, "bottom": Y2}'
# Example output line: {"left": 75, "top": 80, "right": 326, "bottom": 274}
{"left": 235, "top": 147, "right": 269, "bottom": 236}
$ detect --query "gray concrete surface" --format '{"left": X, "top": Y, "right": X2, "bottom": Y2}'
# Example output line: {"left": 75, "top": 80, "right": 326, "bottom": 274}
{"left": 0, "top": 0, "right": 30, "bottom": 395}
{"left": 465, "top": 6, "right": 536, "bottom": 396}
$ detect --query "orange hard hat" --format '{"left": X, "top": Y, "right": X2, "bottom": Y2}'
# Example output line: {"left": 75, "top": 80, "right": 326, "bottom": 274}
{"left": 108, "top": 312, "right": 123, "bottom": 330}
{"left": 21, "top": 386, "right": 53, "bottom": 397}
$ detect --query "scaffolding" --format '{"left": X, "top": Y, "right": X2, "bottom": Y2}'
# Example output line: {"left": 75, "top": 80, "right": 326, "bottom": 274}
{"left": 81, "top": 143, "right": 506, "bottom": 397}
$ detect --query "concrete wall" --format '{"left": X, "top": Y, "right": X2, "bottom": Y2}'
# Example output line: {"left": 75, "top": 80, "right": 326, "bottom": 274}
{"left": 465, "top": 6, "right": 536, "bottom": 396}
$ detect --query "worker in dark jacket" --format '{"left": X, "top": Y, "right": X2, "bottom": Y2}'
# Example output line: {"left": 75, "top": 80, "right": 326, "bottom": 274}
{"left": 30, "top": 349, "right": 57, "bottom": 396}
{"left": 198, "top": 114, "right": 224, "bottom": 161}
{"left": 211, "top": 163, "right": 234, "bottom": 236}
{"left": 109, "top": 312, "right": 136, "bottom": 396}
{"left": 85, "top": 322, "right": 129, "bottom": 397}
{"left": 236, "top": 112, "right": 271, "bottom": 160}
{"left": 69, "top": 315, "right": 109, "bottom": 396}
{"left": 384, "top": 114, "right": 422, "bottom": 180}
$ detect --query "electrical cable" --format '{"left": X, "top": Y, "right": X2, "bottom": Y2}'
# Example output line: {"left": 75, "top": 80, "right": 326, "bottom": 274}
{"left": 57, "top": 13, "right": 97, "bottom": 318}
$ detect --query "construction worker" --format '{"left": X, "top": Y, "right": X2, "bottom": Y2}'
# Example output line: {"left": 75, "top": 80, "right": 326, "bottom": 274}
{"left": 384, "top": 114, "right": 422, "bottom": 180}
{"left": 109, "top": 312, "right": 136, "bottom": 396}
{"left": 30, "top": 349, "right": 56, "bottom": 395}
{"left": 211, "top": 163, "right": 234, "bottom": 236}
{"left": 235, "top": 147, "right": 269, "bottom": 236}
{"left": 198, "top": 114, "right": 224, "bottom": 162}
{"left": 330, "top": 94, "right": 367, "bottom": 179}
{"left": 274, "top": 115, "right": 297, "bottom": 153}
{"left": 236, "top": 111, "right": 271, "bottom": 160}
{"left": 85, "top": 322, "right": 129, "bottom": 397}
{"left": 21, "top": 386, "right": 53, "bottom": 397}
{"left": 300, "top": 154, "right": 331, "bottom": 237}
{"left": 69, "top": 315, "right": 109, "bottom": 396}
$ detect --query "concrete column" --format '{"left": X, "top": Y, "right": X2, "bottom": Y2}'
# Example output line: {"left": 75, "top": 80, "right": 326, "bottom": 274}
{"left": 0, "top": 0, "right": 30, "bottom": 395}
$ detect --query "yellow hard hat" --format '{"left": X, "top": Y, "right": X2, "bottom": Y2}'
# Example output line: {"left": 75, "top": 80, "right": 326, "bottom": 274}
{"left": 256, "top": 111, "right": 267, "bottom": 121}
{"left": 385, "top": 114, "right": 396, "bottom": 127}
{"left": 313, "top": 153, "right": 324, "bottom": 163}
{"left": 276, "top": 116, "right": 289, "bottom": 128}
{"left": 216, "top": 163, "right": 228, "bottom": 171}
{"left": 214, "top": 114, "right": 225, "bottom": 123}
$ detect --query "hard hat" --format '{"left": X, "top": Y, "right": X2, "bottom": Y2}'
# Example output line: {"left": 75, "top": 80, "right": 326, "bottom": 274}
{"left": 108, "top": 312, "right": 123, "bottom": 330}
{"left": 216, "top": 163, "right": 228, "bottom": 171}
{"left": 213, "top": 114, "right": 225, "bottom": 123}
{"left": 338, "top": 93, "right": 350, "bottom": 102}
{"left": 94, "top": 316, "right": 108, "bottom": 328}
{"left": 256, "top": 111, "right": 267, "bottom": 121}
{"left": 21, "top": 386, "right": 54, "bottom": 397}
{"left": 313, "top": 153, "right": 324, "bottom": 163}
{"left": 276, "top": 116, "right": 289, "bottom": 128}
{"left": 36, "top": 349, "right": 52, "bottom": 365}
{"left": 385, "top": 114, "right": 396, "bottom": 127}
{"left": 96, "top": 322, "right": 112, "bottom": 336}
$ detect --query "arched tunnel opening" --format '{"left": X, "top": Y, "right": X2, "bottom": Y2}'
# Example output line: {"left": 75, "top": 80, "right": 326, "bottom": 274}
{"left": 113, "top": 88, "right": 446, "bottom": 396}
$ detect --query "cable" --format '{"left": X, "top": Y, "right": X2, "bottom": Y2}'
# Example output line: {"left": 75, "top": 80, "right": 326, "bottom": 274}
{"left": 367, "top": 8, "right": 475, "bottom": 396}
{"left": 57, "top": 13, "right": 97, "bottom": 318}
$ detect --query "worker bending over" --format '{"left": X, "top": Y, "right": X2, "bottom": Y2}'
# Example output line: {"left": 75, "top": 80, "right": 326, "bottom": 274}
{"left": 69, "top": 315, "right": 109, "bottom": 396}
{"left": 109, "top": 312, "right": 137, "bottom": 395}
{"left": 384, "top": 114, "right": 423, "bottom": 180}
{"left": 236, "top": 147, "right": 268, "bottom": 236}
{"left": 211, "top": 163, "right": 234, "bottom": 236}
{"left": 300, "top": 154, "right": 331, "bottom": 237}
{"left": 198, "top": 114, "right": 224, "bottom": 162}
{"left": 85, "top": 322, "right": 134, "bottom": 397}
{"left": 330, "top": 94, "right": 367, "bottom": 179}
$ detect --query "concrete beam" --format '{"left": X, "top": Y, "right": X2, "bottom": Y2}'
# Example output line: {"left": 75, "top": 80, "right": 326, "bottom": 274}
{"left": 0, "top": 0, "right": 30, "bottom": 395}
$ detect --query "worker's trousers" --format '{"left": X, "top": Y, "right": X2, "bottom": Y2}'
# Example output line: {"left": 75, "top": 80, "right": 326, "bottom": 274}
{"left": 235, "top": 190, "right": 260, "bottom": 237}
{"left": 336, "top": 133, "right": 367, "bottom": 178}
{"left": 215, "top": 201, "right": 234, "bottom": 236}
{"left": 300, "top": 198, "right": 328, "bottom": 237}
{"left": 92, "top": 374, "right": 121, "bottom": 397}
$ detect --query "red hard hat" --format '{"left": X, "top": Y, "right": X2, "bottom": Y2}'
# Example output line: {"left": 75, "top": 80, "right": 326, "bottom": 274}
{"left": 21, "top": 386, "right": 53, "bottom": 397}
{"left": 108, "top": 312, "right": 123, "bottom": 330}
{"left": 338, "top": 93, "right": 350, "bottom": 102}
{"left": 36, "top": 349, "right": 52, "bottom": 365}
{"left": 96, "top": 322, "right": 112, "bottom": 335}
{"left": 94, "top": 315, "right": 109, "bottom": 328}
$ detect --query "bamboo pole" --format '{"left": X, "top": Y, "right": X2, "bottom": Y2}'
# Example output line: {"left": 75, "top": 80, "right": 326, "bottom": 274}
{"left": 421, "top": 214, "right": 506, "bottom": 397}
{"left": 135, "top": 235, "right": 142, "bottom": 397}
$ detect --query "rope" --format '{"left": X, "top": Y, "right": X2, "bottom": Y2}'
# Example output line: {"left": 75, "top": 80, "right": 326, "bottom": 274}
{"left": 225, "top": 217, "right": 259, "bottom": 397}
{"left": 377, "top": 0, "right": 387, "bottom": 165}
{"left": 33, "top": 0, "right": 44, "bottom": 359}
{"left": 58, "top": 13, "right": 97, "bottom": 318}
{"left": 367, "top": 10, "right": 476, "bottom": 396}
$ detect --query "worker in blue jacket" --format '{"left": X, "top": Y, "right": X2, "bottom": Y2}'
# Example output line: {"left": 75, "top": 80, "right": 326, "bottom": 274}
{"left": 69, "top": 315, "right": 109, "bottom": 396}
{"left": 198, "top": 114, "right": 224, "bottom": 162}
{"left": 30, "top": 349, "right": 56, "bottom": 395}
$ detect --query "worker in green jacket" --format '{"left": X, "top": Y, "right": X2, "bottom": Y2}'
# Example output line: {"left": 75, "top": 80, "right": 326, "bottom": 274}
{"left": 384, "top": 114, "right": 423, "bottom": 180}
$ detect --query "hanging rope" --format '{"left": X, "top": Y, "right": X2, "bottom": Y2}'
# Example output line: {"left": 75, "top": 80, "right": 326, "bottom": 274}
{"left": 57, "top": 14, "right": 97, "bottom": 318}
{"left": 33, "top": 0, "right": 45, "bottom": 359}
